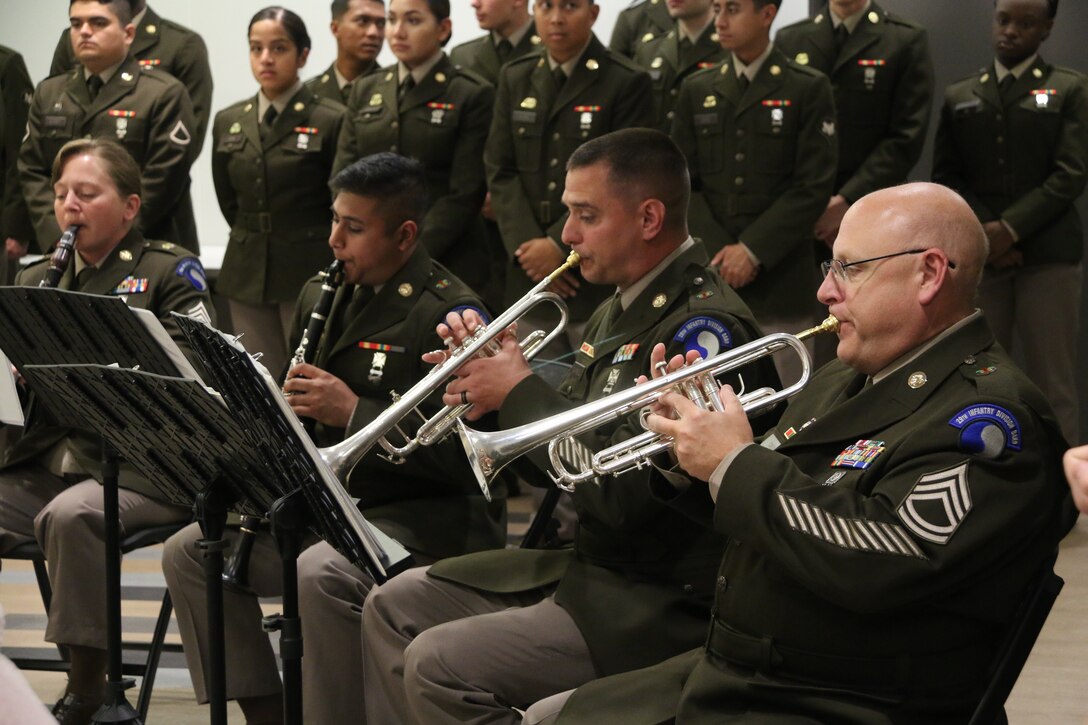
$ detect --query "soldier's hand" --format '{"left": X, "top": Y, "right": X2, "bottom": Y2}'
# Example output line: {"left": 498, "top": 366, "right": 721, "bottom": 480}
{"left": 5, "top": 238, "right": 28, "bottom": 261}
{"left": 481, "top": 192, "right": 496, "bottom": 222}
{"left": 515, "top": 237, "right": 565, "bottom": 281}
{"left": 711, "top": 245, "right": 759, "bottom": 288}
{"left": 814, "top": 195, "right": 849, "bottom": 248}
{"left": 983, "top": 221, "right": 1016, "bottom": 261}
{"left": 645, "top": 384, "right": 753, "bottom": 482}
{"left": 546, "top": 270, "right": 580, "bottom": 298}
{"left": 441, "top": 335, "right": 531, "bottom": 420}
{"left": 638, "top": 342, "right": 703, "bottom": 419}
{"left": 1064, "top": 445, "right": 1088, "bottom": 514}
{"left": 991, "top": 248, "right": 1023, "bottom": 269}
{"left": 423, "top": 309, "right": 516, "bottom": 366}
{"left": 284, "top": 363, "right": 358, "bottom": 428}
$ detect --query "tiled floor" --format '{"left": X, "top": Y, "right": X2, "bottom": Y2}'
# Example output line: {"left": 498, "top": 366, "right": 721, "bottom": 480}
{"left": 3, "top": 502, "right": 1087, "bottom": 724}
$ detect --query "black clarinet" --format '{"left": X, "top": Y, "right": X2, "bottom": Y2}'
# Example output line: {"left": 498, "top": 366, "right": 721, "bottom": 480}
{"left": 223, "top": 259, "right": 345, "bottom": 592}
{"left": 38, "top": 225, "right": 81, "bottom": 288}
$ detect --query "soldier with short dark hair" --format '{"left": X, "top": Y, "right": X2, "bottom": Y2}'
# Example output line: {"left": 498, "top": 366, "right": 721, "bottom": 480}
{"left": 305, "top": 0, "right": 386, "bottom": 104}
{"left": 932, "top": 0, "right": 1087, "bottom": 444}
{"left": 20, "top": 0, "right": 199, "bottom": 253}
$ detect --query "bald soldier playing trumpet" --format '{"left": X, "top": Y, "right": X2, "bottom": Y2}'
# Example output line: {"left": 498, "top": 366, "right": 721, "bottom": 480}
{"left": 529, "top": 182, "right": 1075, "bottom": 724}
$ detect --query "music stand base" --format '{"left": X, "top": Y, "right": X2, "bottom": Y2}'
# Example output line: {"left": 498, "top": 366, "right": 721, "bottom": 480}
{"left": 195, "top": 485, "right": 234, "bottom": 725}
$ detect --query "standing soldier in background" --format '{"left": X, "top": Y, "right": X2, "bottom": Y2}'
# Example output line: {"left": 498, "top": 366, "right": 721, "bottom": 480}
{"left": 933, "top": 0, "right": 1087, "bottom": 444}
{"left": 334, "top": 0, "right": 495, "bottom": 306}
{"left": 451, "top": 0, "right": 541, "bottom": 82}
{"left": 213, "top": 7, "right": 346, "bottom": 378}
{"left": 610, "top": 0, "right": 672, "bottom": 60}
{"left": 633, "top": 0, "right": 725, "bottom": 132}
{"left": 305, "top": 0, "right": 386, "bottom": 105}
{"left": 20, "top": 0, "right": 198, "bottom": 254}
{"left": 487, "top": 0, "right": 653, "bottom": 353}
{"left": 671, "top": 0, "right": 836, "bottom": 381}
{"left": 0, "top": 45, "right": 34, "bottom": 283}
{"left": 776, "top": 1, "right": 933, "bottom": 250}
{"left": 49, "top": 0, "right": 213, "bottom": 154}
{"left": 450, "top": 0, "right": 541, "bottom": 310}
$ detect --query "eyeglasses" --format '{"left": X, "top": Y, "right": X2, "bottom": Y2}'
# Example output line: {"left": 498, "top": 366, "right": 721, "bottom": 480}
{"left": 820, "top": 248, "right": 956, "bottom": 282}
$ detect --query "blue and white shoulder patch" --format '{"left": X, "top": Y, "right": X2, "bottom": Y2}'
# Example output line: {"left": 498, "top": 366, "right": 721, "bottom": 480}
{"left": 948, "top": 404, "right": 1022, "bottom": 459}
{"left": 673, "top": 316, "right": 732, "bottom": 358}
{"left": 448, "top": 305, "right": 491, "bottom": 325}
{"left": 175, "top": 258, "right": 208, "bottom": 292}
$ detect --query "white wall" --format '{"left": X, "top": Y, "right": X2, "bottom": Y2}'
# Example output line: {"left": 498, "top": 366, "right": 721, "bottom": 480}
{"left": 0, "top": 1, "right": 805, "bottom": 265}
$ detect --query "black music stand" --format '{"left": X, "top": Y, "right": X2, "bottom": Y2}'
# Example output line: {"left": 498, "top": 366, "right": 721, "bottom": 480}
{"left": 24, "top": 357, "right": 413, "bottom": 725}
{"left": 0, "top": 287, "right": 188, "bottom": 725}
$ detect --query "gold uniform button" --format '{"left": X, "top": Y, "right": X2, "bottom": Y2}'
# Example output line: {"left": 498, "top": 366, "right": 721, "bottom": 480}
{"left": 868, "top": 10, "right": 880, "bottom": 23}
{"left": 736, "top": 128, "right": 745, "bottom": 137}
{"left": 1033, "top": 67, "right": 1044, "bottom": 78}
{"left": 552, "top": 132, "right": 560, "bottom": 141}
{"left": 390, "top": 144, "right": 398, "bottom": 152}
{"left": 435, "top": 72, "right": 447, "bottom": 83}
{"left": 735, "top": 152, "right": 745, "bottom": 162}
{"left": 769, "top": 65, "right": 781, "bottom": 76}
{"left": 996, "top": 136, "right": 1004, "bottom": 144}
{"left": 391, "top": 121, "right": 399, "bottom": 129}
{"left": 244, "top": 103, "right": 253, "bottom": 112}
{"left": 670, "top": 88, "right": 678, "bottom": 97}
{"left": 294, "top": 102, "right": 305, "bottom": 111}
{"left": 550, "top": 158, "right": 559, "bottom": 167}
{"left": 734, "top": 177, "right": 744, "bottom": 186}
{"left": 547, "top": 181, "right": 557, "bottom": 191}
{"left": 666, "top": 111, "right": 674, "bottom": 120}
{"left": 517, "top": 127, "right": 526, "bottom": 136}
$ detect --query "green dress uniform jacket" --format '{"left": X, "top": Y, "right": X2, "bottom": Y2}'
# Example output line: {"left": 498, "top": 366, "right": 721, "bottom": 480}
{"left": 671, "top": 47, "right": 837, "bottom": 319}
{"left": 0, "top": 45, "right": 34, "bottom": 263}
{"left": 450, "top": 29, "right": 542, "bottom": 85}
{"left": 633, "top": 23, "right": 726, "bottom": 132}
{"left": 50, "top": 4, "right": 213, "bottom": 156}
{"left": 933, "top": 58, "right": 1088, "bottom": 266}
{"left": 557, "top": 314, "right": 1073, "bottom": 724}
{"left": 304, "top": 60, "right": 378, "bottom": 106}
{"left": 288, "top": 245, "right": 504, "bottom": 559}
{"left": 609, "top": 0, "right": 673, "bottom": 60}
{"left": 776, "top": 2, "right": 933, "bottom": 204}
{"left": 19, "top": 55, "right": 198, "bottom": 252}
{"left": 333, "top": 55, "right": 495, "bottom": 293}
{"left": 212, "top": 85, "right": 345, "bottom": 305}
{"left": 427, "top": 242, "right": 781, "bottom": 678}
{"left": 485, "top": 34, "right": 653, "bottom": 319}
{"left": 3, "top": 229, "right": 215, "bottom": 501}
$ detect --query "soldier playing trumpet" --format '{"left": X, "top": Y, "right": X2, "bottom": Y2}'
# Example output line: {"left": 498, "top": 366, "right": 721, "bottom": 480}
{"left": 361, "top": 128, "right": 781, "bottom": 725}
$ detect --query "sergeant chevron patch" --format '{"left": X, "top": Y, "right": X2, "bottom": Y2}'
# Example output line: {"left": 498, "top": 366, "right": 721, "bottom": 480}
{"left": 897, "top": 463, "right": 972, "bottom": 545}
{"left": 777, "top": 493, "right": 925, "bottom": 558}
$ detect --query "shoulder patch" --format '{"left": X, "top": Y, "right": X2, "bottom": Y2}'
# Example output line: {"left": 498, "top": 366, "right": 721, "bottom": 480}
{"left": 897, "top": 463, "right": 972, "bottom": 545}
{"left": 175, "top": 257, "right": 208, "bottom": 292}
{"left": 673, "top": 316, "right": 732, "bottom": 358}
{"left": 448, "top": 304, "right": 491, "bottom": 326}
{"left": 948, "top": 404, "right": 1022, "bottom": 458}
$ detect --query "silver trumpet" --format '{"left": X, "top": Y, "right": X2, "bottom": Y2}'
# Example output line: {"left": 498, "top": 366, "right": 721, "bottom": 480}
{"left": 457, "top": 315, "right": 840, "bottom": 493}
{"left": 319, "top": 251, "right": 581, "bottom": 500}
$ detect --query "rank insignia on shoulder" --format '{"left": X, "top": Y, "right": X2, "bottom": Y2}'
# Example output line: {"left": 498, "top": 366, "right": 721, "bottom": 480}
{"left": 449, "top": 305, "right": 491, "bottom": 325}
{"left": 673, "top": 316, "right": 732, "bottom": 358}
{"left": 169, "top": 120, "right": 192, "bottom": 146}
{"left": 186, "top": 301, "right": 211, "bottom": 326}
{"left": 948, "top": 404, "right": 1022, "bottom": 459}
{"left": 897, "top": 462, "right": 971, "bottom": 545}
{"left": 612, "top": 343, "right": 640, "bottom": 363}
{"left": 358, "top": 342, "right": 406, "bottom": 353}
{"left": 832, "top": 439, "right": 886, "bottom": 469}
{"left": 112, "top": 276, "right": 148, "bottom": 295}
{"left": 175, "top": 257, "right": 208, "bottom": 292}
{"left": 579, "top": 341, "right": 595, "bottom": 358}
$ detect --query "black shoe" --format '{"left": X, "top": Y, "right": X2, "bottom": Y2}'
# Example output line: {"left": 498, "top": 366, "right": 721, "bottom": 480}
{"left": 51, "top": 692, "right": 102, "bottom": 725}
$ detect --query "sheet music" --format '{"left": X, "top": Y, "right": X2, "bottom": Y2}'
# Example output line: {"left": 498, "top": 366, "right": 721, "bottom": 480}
{"left": 0, "top": 349, "right": 23, "bottom": 427}
{"left": 129, "top": 307, "right": 205, "bottom": 384}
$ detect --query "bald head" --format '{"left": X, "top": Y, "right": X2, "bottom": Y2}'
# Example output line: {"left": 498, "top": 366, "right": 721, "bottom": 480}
{"left": 850, "top": 183, "right": 987, "bottom": 311}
